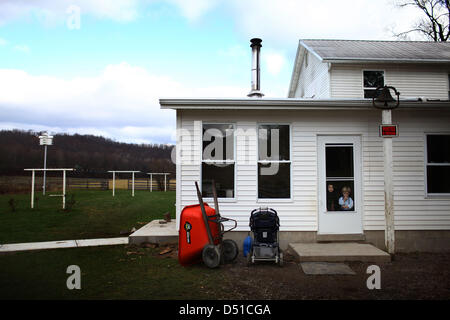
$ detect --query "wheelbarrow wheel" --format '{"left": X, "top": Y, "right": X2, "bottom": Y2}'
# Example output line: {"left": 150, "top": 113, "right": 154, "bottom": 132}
{"left": 222, "top": 239, "right": 239, "bottom": 263}
{"left": 202, "top": 244, "right": 220, "bottom": 268}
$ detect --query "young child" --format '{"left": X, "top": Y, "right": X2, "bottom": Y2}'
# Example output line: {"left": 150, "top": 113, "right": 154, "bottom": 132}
{"left": 327, "top": 184, "right": 338, "bottom": 211}
{"left": 339, "top": 186, "right": 354, "bottom": 211}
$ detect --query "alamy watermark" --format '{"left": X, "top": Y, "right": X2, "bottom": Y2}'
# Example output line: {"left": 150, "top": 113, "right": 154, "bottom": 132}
{"left": 366, "top": 265, "right": 381, "bottom": 290}
{"left": 171, "top": 123, "right": 283, "bottom": 176}
{"left": 66, "top": 5, "right": 81, "bottom": 30}
{"left": 66, "top": 265, "right": 81, "bottom": 290}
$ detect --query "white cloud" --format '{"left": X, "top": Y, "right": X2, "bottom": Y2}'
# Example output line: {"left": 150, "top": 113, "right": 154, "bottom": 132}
{"left": 0, "top": 0, "right": 425, "bottom": 41}
{"left": 0, "top": 38, "right": 7, "bottom": 46}
{"left": 13, "top": 44, "right": 30, "bottom": 54}
{"left": 166, "top": 0, "right": 424, "bottom": 42}
{"left": 217, "top": 45, "right": 247, "bottom": 58}
{"left": 165, "top": 0, "right": 220, "bottom": 21}
{"left": 263, "top": 50, "right": 286, "bottom": 76}
{"left": 0, "top": 0, "right": 141, "bottom": 25}
{"left": 0, "top": 62, "right": 247, "bottom": 143}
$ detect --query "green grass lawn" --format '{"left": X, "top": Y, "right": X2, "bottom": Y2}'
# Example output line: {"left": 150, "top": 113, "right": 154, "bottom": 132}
{"left": 0, "top": 190, "right": 228, "bottom": 300}
{"left": 0, "top": 245, "right": 224, "bottom": 300}
{"left": 0, "top": 190, "right": 175, "bottom": 244}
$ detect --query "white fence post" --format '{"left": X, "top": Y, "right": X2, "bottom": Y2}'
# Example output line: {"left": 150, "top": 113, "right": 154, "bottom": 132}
{"left": 31, "top": 170, "right": 35, "bottom": 209}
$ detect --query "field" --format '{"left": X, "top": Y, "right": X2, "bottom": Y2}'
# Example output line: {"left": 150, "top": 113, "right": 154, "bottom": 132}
{"left": 0, "top": 189, "right": 175, "bottom": 244}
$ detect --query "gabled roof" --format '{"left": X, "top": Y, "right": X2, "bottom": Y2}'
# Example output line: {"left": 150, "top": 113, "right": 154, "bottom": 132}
{"left": 301, "top": 39, "right": 450, "bottom": 63}
{"left": 288, "top": 39, "right": 450, "bottom": 98}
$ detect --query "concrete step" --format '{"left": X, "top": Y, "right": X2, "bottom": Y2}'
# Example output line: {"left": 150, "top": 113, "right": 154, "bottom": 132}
{"left": 128, "top": 220, "right": 178, "bottom": 245}
{"left": 316, "top": 233, "right": 366, "bottom": 243}
{"left": 288, "top": 242, "right": 391, "bottom": 263}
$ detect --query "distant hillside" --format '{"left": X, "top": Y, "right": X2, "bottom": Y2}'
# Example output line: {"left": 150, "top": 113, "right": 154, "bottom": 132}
{"left": 0, "top": 130, "right": 174, "bottom": 178}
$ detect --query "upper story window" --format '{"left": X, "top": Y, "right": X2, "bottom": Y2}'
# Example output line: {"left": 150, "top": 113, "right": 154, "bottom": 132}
{"left": 202, "top": 123, "right": 235, "bottom": 198}
{"left": 426, "top": 134, "right": 450, "bottom": 195}
{"left": 363, "top": 70, "right": 384, "bottom": 99}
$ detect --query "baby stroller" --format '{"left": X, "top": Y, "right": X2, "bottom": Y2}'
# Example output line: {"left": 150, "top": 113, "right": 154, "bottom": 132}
{"left": 247, "top": 207, "right": 283, "bottom": 266}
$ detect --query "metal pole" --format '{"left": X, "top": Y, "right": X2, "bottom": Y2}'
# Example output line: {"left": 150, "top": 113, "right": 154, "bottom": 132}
{"left": 132, "top": 172, "right": 134, "bottom": 197}
{"left": 31, "top": 170, "right": 35, "bottom": 209}
{"left": 164, "top": 174, "right": 167, "bottom": 192}
{"left": 43, "top": 145, "right": 47, "bottom": 195}
{"left": 382, "top": 109, "right": 395, "bottom": 254}
{"left": 62, "top": 170, "right": 66, "bottom": 210}
{"left": 150, "top": 174, "right": 153, "bottom": 192}
{"left": 112, "top": 172, "right": 115, "bottom": 197}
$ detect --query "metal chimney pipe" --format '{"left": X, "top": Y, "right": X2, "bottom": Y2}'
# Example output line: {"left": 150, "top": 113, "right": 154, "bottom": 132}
{"left": 247, "top": 38, "right": 264, "bottom": 98}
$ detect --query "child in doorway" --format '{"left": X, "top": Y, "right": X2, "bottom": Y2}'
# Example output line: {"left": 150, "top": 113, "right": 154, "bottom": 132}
{"left": 327, "top": 184, "right": 339, "bottom": 211}
{"left": 339, "top": 186, "right": 354, "bottom": 211}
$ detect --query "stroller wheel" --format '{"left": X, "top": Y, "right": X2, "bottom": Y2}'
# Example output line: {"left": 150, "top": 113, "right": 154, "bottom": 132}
{"left": 222, "top": 239, "right": 239, "bottom": 263}
{"left": 202, "top": 244, "right": 220, "bottom": 268}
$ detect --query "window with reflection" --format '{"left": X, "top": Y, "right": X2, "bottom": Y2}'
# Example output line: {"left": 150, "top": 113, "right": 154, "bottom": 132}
{"left": 202, "top": 123, "right": 235, "bottom": 198}
{"left": 258, "top": 124, "right": 290, "bottom": 199}
{"left": 363, "top": 70, "right": 384, "bottom": 99}
{"left": 326, "top": 144, "right": 355, "bottom": 212}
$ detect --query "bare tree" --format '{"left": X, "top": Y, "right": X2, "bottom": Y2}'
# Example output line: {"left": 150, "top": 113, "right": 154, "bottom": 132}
{"left": 395, "top": 0, "right": 450, "bottom": 41}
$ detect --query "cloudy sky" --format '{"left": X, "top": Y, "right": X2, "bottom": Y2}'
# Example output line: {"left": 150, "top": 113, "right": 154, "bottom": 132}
{"left": 0, "top": 0, "right": 423, "bottom": 144}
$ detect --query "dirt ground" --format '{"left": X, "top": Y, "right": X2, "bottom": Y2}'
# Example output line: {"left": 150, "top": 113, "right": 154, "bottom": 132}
{"left": 213, "top": 250, "right": 450, "bottom": 300}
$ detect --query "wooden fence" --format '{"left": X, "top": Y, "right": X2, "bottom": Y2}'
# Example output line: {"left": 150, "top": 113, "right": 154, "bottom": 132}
{"left": 128, "top": 179, "right": 176, "bottom": 191}
{"left": 0, "top": 176, "right": 176, "bottom": 193}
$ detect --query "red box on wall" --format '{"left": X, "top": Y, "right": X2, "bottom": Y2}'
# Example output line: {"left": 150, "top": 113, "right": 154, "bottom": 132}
{"left": 379, "top": 124, "right": 398, "bottom": 137}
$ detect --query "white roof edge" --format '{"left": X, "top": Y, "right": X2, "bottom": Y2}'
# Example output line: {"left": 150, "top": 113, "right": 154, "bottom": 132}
{"left": 160, "top": 98, "right": 450, "bottom": 110}
{"left": 287, "top": 42, "right": 305, "bottom": 98}
{"left": 323, "top": 58, "right": 450, "bottom": 64}
{"left": 299, "top": 40, "right": 324, "bottom": 62}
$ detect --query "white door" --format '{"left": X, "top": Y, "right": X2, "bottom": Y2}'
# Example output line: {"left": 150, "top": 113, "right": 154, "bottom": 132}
{"left": 318, "top": 136, "right": 363, "bottom": 234}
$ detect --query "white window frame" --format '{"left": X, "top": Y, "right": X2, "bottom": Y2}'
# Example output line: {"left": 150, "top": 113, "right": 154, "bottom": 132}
{"left": 362, "top": 69, "right": 385, "bottom": 99}
{"left": 201, "top": 122, "right": 236, "bottom": 201}
{"left": 256, "top": 123, "right": 292, "bottom": 202}
{"left": 425, "top": 133, "right": 450, "bottom": 197}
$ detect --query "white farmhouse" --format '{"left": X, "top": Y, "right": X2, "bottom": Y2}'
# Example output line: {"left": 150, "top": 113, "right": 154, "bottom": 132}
{"left": 160, "top": 39, "right": 450, "bottom": 252}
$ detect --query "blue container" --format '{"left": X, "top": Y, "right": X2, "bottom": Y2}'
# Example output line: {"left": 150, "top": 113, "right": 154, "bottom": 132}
{"left": 243, "top": 235, "right": 252, "bottom": 257}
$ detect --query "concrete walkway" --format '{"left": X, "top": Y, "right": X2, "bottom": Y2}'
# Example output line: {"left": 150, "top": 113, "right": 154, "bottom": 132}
{"left": 289, "top": 242, "right": 391, "bottom": 263}
{"left": 0, "top": 237, "right": 128, "bottom": 253}
{"left": 128, "top": 220, "right": 177, "bottom": 245}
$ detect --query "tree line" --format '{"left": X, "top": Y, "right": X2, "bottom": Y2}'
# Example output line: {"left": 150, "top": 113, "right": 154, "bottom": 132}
{"left": 0, "top": 130, "right": 175, "bottom": 178}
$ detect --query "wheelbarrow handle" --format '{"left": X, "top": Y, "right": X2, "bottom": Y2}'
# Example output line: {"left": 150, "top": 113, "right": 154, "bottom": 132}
{"left": 195, "top": 181, "right": 214, "bottom": 245}
{"left": 219, "top": 217, "right": 237, "bottom": 233}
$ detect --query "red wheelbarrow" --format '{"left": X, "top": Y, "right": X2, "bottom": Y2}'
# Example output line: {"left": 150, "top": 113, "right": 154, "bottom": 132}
{"left": 178, "top": 181, "right": 238, "bottom": 268}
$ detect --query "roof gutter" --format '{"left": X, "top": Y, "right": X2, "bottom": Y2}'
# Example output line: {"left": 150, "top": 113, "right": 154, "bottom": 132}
{"left": 322, "top": 58, "right": 450, "bottom": 64}
{"left": 160, "top": 98, "right": 450, "bottom": 110}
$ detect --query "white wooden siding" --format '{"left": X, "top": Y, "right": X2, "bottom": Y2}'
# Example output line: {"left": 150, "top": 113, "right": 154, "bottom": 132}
{"left": 295, "top": 52, "right": 330, "bottom": 99}
{"left": 177, "top": 109, "right": 450, "bottom": 232}
{"left": 330, "top": 63, "right": 450, "bottom": 100}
